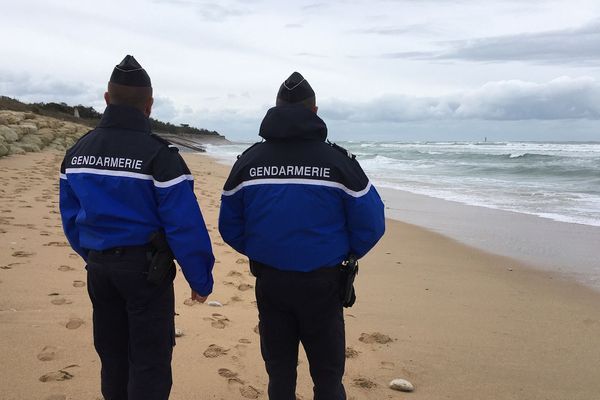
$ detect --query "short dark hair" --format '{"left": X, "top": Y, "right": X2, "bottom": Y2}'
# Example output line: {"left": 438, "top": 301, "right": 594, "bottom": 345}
{"left": 107, "top": 82, "right": 153, "bottom": 110}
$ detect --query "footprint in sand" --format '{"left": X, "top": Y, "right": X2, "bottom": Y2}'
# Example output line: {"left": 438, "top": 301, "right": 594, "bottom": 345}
{"left": 51, "top": 298, "right": 72, "bottom": 306}
{"left": 239, "top": 338, "right": 251, "bottom": 344}
{"left": 43, "top": 241, "right": 70, "bottom": 247}
{"left": 12, "top": 251, "right": 35, "bottom": 258}
{"left": 227, "top": 270, "right": 243, "bottom": 277}
{"left": 239, "top": 385, "right": 262, "bottom": 399}
{"left": 183, "top": 298, "right": 200, "bottom": 306}
{"left": 253, "top": 325, "right": 259, "bottom": 334}
{"left": 218, "top": 368, "right": 245, "bottom": 384}
{"left": 237, "top": 283, "right": 253, "bottom": 292}
{"left": 37, "top": 346, "right": 58, "bottom": 361}
{"left": 72, "top": 280, "right": 85, "bottom": 288}
{"left": 203, "top": 344, "right": 229, "bottom": 358}
{"left": 39, "top": 368, "right": 75, "bottom": 382}
{"left": 222, "top": 281, "right": 236, "bottom": 287}
{"left": 44, "top": 395, "right": 67, "bottom": 400}
{"left": 57, "top": 265, "right": 74, "bottom": 272}
{"left": 345, "top": 347, "right": 359, "bottom": 359}
{"left": 353, "top": 377, "right": 377, "bottom": 389}
{"left": 380, "top": 361, "right": 395, "bottom": 370}
{"left": 236, "top": 258, "right": 248, "bottom": 264}
{"left": 230, "top": 296, "right": 243, "bottom": 303}
{"left": 358, "top": 332, "right": 393, "bottom": 344}
{"left": 210, "top": 314, "right": 230, "bottom": 329}
{"left": 65, "top": 318, "right": 84, "bottom": 330}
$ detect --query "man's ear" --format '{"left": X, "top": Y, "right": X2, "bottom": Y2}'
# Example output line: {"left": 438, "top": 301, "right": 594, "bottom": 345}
{"left": 145, "top": 97, "right": 154, "bottom": 117}
{"left": 104, "top": 91, "right": 110, "bottom": 106}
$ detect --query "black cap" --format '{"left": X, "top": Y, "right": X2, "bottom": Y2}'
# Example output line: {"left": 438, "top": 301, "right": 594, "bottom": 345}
{"left": 276, "top": 72, "right": 315, "bottom": 103}
{"left": 109, "top": 55, "right": 151, "bottom": 87}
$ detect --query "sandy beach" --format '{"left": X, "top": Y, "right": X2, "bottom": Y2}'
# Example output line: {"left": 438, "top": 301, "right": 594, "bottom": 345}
{"left": 1, "top": 148, "right": 600, "bottom": 400}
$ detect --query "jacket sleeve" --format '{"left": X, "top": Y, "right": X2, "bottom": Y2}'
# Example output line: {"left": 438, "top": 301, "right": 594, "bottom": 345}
{"left": 152, "top": 148, "right": 215, "bottom": 296}
{"left": 218, "top": 189, "right": 246, "bottom": 255}
{"left": 59, "top": 159, "right": 89, "bottom": 261}
{"left": 343, "top": 183, "right": 386, "bottom": 258}
{"left": 340, "top": 159, "right": 385, "bottom": 258}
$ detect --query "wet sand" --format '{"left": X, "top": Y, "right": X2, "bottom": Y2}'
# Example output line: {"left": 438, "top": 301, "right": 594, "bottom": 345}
{"left": 1, "top": 150, "right": 600, "bottom": 400}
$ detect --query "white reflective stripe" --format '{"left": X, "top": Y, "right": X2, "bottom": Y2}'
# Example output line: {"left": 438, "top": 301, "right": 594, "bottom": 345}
{"left": 65, "top": 167, "right": 153, "bottom": 181}
{"left": 154, "top": 174, "right": 194, "bottom": 188}
{"left": 64, "top": 168, "right": 193, "bottom": 188}
{"left": 222, "top": 178, "right": 372, "bottom": 198}
{"left": 60, "top": 173, "right": 67, "bottom": 180}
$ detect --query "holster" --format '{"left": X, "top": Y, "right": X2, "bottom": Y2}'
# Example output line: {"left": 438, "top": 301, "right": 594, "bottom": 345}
{"left": 340, "top": 255, "right": 359, "bottom": 308}
{"left": 147, "top": 231, "right": 175, "bottom": 285}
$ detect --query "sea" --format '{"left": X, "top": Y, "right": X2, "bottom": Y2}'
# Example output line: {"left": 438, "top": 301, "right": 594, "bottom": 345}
{"left": 204, "top": 141, "right": 600, "bottom": 290}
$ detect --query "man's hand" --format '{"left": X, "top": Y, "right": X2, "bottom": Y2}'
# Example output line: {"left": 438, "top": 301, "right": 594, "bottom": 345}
{"left": 191, "top": 290, "right": 208, "bottom": 303}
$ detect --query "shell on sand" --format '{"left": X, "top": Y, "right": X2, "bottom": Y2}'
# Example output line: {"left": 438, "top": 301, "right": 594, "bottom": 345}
{"left": 389, "top": 378, "right": 414, "bottom": 392}
{"left": 207, "top": 300, "right": 223, "bottom": 307}
{"left": 175, "top": 328, "right": 184, "bottom": 337}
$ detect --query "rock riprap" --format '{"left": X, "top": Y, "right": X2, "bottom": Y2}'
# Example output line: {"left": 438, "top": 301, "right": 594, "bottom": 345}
{"left": 0, "top": 110, "right": 89, "bottom": 157}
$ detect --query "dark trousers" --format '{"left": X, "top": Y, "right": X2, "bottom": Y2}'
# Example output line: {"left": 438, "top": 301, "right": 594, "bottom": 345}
{"left": 86, "top": 247, "right": 175, "bottom": 400}
{"left": 254, "top": 263, "right": 346, "bottom": 400}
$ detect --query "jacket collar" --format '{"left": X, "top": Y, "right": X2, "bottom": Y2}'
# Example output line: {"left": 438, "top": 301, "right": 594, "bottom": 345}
{"left": 97, "top": 104, "right": 151, "bottom": 133}
{"left": 259, "top": 104, "right": 327, "bottom": 141}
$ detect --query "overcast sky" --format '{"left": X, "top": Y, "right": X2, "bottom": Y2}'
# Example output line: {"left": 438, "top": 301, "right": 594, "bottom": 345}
{"left": 2, "top": 0, "right": 600, "bottom": 141}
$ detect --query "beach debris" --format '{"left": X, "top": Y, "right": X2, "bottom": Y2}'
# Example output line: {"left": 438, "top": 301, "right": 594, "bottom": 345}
{"left": 389, "top": 378, "right": 414, "bottom": 392}
{"left": 203, "top": 344, "right": 229, "bottom": 358}
{"left": 507, "top": 267, "right": 513, "bottom": 271}
{"left": 37, "top": 346, "right": 58, "bottom": 361}
{"left": 207, "top": 300, "right": 223, "bottom": 307}
{"left": 239, "top": 385, "right": 261, "bottom": 399}
{"left": 253, "top": 324, "right": 259, "bottom": 334}
{"left": 175, "top": 328, "right": 184, "bottom": 337}
{"left": 353, "top": 377, "right": 377, "bottom": 389}
{"left": 358, "top": 332, "right": 393, "bottom": 344}
{"left": 65, "top": 318, "right": 84, "bottom": 330}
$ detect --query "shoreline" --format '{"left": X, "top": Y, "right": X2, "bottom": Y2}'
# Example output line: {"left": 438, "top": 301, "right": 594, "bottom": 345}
{"left": 1, "top": 149, "right": 600, "bottom": 399}
{"left": 380, "top": 187, "right": 600, "bottom": 291}
{"left": 203, "top": 147, "right": 600, "bottom": 292}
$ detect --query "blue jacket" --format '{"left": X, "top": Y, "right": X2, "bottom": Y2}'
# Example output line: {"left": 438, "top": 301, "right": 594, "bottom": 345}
{"left": 59, "top": 104, "right": 214, "bottom": 295}
{"left": 219, "top": 104, "right": 385, "bottom": 272}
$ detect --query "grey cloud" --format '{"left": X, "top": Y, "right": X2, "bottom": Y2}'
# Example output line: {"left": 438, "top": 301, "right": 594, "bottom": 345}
{"left": 152, "top": 96, "right": 178, "bottom": 121}
{"left": 0, "top": 70, "right": 100, "bottom": 106}
{"left": 351, "top": 24, "right": 438, "bottom": 36}
{"left": 383, "top": 19, "right": 600, "bottom": 65}
{"left": 320, "top": 76, "right": 600, "bottom": 122}
{"left": 152, "top": 0, "right": 250, "bottom": 21}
